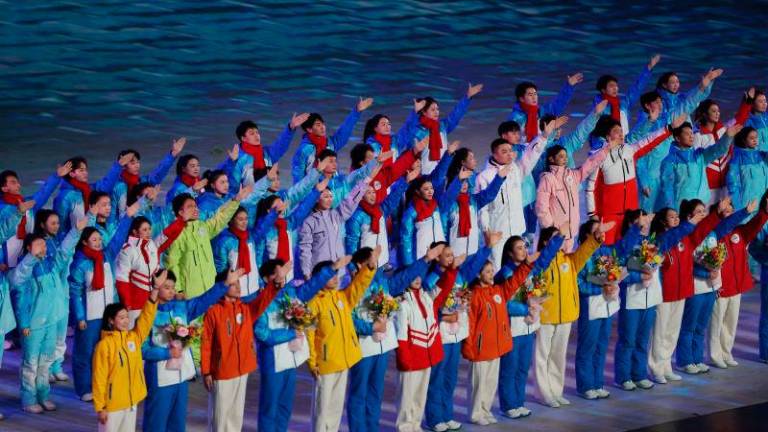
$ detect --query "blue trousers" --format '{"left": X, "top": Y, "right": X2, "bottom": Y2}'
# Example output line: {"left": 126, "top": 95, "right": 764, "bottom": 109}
{"left": 761, "top": 274, "right": 768, "bottom": 361}
{"left": 575, "top": 313, "right": 612, "bottom": 394}
{"left": 143, "top": 381, "right": 188, "bottom": 432}
{"left": 20, "top": 324, "right": 57, "bottom": 407}
{"left": 347, "top": 352, "right": 389, "bottom": 432}
{"left": 676, "top": 292, "right": 716, "bottom": 367}
{"left": 614, "top": 306, "right": 656, "bottom": 384}
{"left": 523, "top": 203, "right": 537, "bottom": 235}
{"left": 50, "top": 317, "right": 68, "bottom": 375}
{"left": 498, "top": 333, "right": 534, "bottom": 411}
{"left": 73, "top": 318, "right": 101, "bottom": 397}
{"left": 258, "top": 367, "right": 297, "bottom": 432}
{"left": 425, "top": 342, "right": 460, "bottom": 427}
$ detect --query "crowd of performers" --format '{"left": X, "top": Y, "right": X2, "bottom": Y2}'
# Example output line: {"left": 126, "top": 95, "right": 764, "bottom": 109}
{"left": 2, "top": 54, "right": 768, "bottom": 431}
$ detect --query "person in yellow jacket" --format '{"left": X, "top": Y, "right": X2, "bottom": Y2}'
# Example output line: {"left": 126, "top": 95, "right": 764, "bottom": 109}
{"left": 92, "top": 269, "right": 166, "bottom": 432}
{"left": 306, "top": 246, "right": 378, "bottom": 432}
{"left": 533, "top": 222, "right": 611, "bottom": 408}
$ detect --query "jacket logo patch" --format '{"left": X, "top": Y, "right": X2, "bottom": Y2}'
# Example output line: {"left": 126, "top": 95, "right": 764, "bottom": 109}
{"left": 127, "top": 341, "right": 136, "bottom": 352}
{"left": 560, "top": 262, "right": 570, "bottom": 273}
{"left": 493, "top": 294, "right": 503, "bottom": 304}
{"left": 678, "top": 242, "right": 685, "bottom": 252}
{"left": 337, "top": 300, "right": 344, "bottom": 309}
{"left": 198, "top": 228, "right": 206, "bottom": 237}
{"left": 731, "top": 234, "right": 740, "bottom": 244}
{"left": 236, "top": 313, "right": 243, "bottom": 324}
{"left": 373, "top": 180, "right": 382, "bottom": 191}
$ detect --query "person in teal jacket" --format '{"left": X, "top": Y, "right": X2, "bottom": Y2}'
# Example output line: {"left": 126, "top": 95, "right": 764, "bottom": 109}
{"left": 727, "top": 126, "right": 768, "bottom": 209}
{"left": 11, "top": 219, "right": 84, "bottom": 412}
{"left": 0, "top": 212, "right": 22, "bottom": 420}
{"left": 196, "top": 169, "right": 270, "bottom": 221}
{"left": 745, "top": 89, "right": 768, "bottom": 152}
{"left": 659, "top": 122, "right": 738, "bottom": 210}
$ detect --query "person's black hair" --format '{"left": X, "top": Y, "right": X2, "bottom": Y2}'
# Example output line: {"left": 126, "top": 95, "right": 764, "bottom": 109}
{"left": 0, "top": 170, "right": 19, "bottom": 188}
{"left": 406, "top": 176, "right": 431, "bottom": 204}
{"left": 253, "top": 166, "right": 272, "bottom": 183}
{"left": 537, "top": 226, "right": 559, "bottom": 251}
{"left": 312, "top": 260, "right": 333, "bottom": 277}
{"left": 301, "top": 113, "right": 324, "bottom": 132}
{"left": 680, "top": 198, "right": 705, "bottom": 221}
{"left": 416, "top": 97, "right": 438, "bottom": 115}
{"left": 490, "top": 138, "right": 510, "bottom": 153}
{"left": 650, "top": 208, "right": 674, "bottom": 236}
{"left": 497, "top": 120, "right": 521, "bottom": 137}
{"left": 515, "top": 81, "right": 537, "bottom": 100}
{"left": 118, "top": 148, "right": 141, "bottom": 161}
{"left": 163, "top": 269, "right": 177, "bottom": 283}
{"left": 227, "top": 206, "right": 249, "bottom": 227}
{"left": 66, "top": 156, "right": 88, "bottom": 172}
{"left": 621, "top": 209, "right": 646, "bottom": 236}
{"left": 259, "top": 258, "right": 286, "bottom": 279}
{"left": 350, "top": 143, "right": 374, "bottom": 170}
{"left": 640, "top": 91, "right": 661, "bottom": 113}
{"left": 129, "top": 216, "right": 151, "bottom": 235}
{"left": 500, "top": 235, "right": 525, "bottom": 267}
{"left": 591, "top": 115, "right": 621, "bottom": 139}
{"left": 544, "top": 145, "right": 567, "bottom": 169}
{"left": 127, "top": 182, "right": 153, "bottom": 207}
{"left": 88, "top": 190, "right": 110, "bottom": 208}
{"left": 256, "top": 195, "right": 279, "bottom": 221}
{"left": 752, "top": 88, "right": 766, "bottom": 112}
{"left": 578, "top": 220, "right": 600, "bottom": 244}
{"left": 693, "top": 99, "right": 719, "bottom": 127}
{"left": 236, "top": 120, "right": 258, "bottom": 141}
{"left": 76, "top": 227, "right": 101, "bottom": 251}
{"left": 22, "top": 232, "right": 46, "bottom": 255}
{"left": 364, "top": 114, "right": 389, "bottom": 142}
{"left": 446, "top": 148, "right": 471, "bottom": 185}
{"left": 734, "top": 126, "right": 757, "bottom": 148}
{"left": 176, "top": 154, "right": 199, "bottom": 177}
{"left": 352, "top": 247, "right": 374, "bottom": 266}
{"left": 172, "top": 193, "right": 194, "bottom": 216}
{"left": 203, "top": 169, "right": 227, "bottom": 193}
{"left": 538, "top": 113, "right": 556, "bottom": 132}
{"left": 596, "top": 74, "right": 619, "bottom": 92}
{"left": 101, "top": 303, "right": 129, "bottom": 331}
{"left": 672, "top": 122, "right": 693, "bottom": 139}
{"left": 33, "top": 209, "right": 58, "bottom": 236}
{"left": 429, "top": 240, "right": 449, "bottom": 250}
{"left": 656, "top": 72, "right": 678, "bottom": 91}
{"left": 317, "top": 149, "right": 337, "bottom": 162}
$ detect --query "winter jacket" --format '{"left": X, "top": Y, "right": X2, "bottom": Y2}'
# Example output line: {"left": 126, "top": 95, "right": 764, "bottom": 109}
{"left": 112, "top": 152, "right": 175, "bottom": 217}
{"left": 590, "top": 64, "right": 653, "bottom": 133}
{"left": 691, "top": 209, "right": 752, "bottom": 295}
{"left": 726, "top": 146, "right": 768, "bottom": 210}
{"left": 507, "top": 81, "right": 574, "bottom": 142}
{"left": 660, "top": 136, "right": 733, "bottom": 210}
{"left": 196, "top": 173, "right": 270, "bottom": 221}
{"left": 227, "top": 123, "right": 296, "bottom": 187}
{"left": 719, "top": 210, "right": 768, "bottom": 297}
{"left": 0, "top": 256, "right": 15, "bottom": 335}
{"left": 745, "top": 111, "right": 768, "bottom": 152}
{"left": 445, "top": 175, "right": 504, "bottom": 256}
{"left": 54, "top": 161, "right": 123, "bottom": 236}
{"left": 366, "top": 111, "right": 419, "bottom": 160}
{"left": 414, "top": 95, "right": 472, "bottom": 175}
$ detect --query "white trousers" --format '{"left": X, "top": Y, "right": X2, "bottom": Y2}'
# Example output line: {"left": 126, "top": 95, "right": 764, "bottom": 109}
{"left": 709, "top": 294, "right": 741, "bottom": 364}
{"left": 470, "top": 358, "right": 500, "bottom": 422}
{"left": 99, "top": 406, "right": 137, "bottom": 432}
{"left": 535, "top": 322, "right": 572, "bottom": 403}
{"left": 649, "top": 299, "right": 685, "bottom": 378}
{"left": 396, "top": 368, "right": 431, "bottom": 432}
{"left": 313, "top": 370, "right": 348, "bottom": 432}
{"left": 208, "top": 374, "right": 248, "bottom": 431}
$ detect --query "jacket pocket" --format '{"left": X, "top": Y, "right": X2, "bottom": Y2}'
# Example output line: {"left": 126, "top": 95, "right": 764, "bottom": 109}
{"left": 323, "top": 344, "right": 327, "bottom": 362}
{"left": 108, "top": 384, "right": 112, "bottom": 401}
{"left": 477, "top": 333, "right": 483, "bottom": 352}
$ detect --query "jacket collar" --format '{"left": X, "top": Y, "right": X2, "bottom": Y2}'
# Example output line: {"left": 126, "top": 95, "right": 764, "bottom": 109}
{"left": 669, "top": 143, "right": 697, "bottom": 162}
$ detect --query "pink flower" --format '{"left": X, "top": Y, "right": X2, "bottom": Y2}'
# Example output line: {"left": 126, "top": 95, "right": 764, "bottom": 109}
{"left": 176, "top": 326, "right": 189, "bottom": 338}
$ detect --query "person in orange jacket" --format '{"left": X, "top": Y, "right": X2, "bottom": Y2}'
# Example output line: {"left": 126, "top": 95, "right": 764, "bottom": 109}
{"left": 462, "top": 232, "right": 552, "bottom": 426}
{"left": 201, "top": 266, "right": 283, "bottom": 432}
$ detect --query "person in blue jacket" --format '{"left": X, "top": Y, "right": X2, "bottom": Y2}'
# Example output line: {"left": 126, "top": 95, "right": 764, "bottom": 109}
{"left": 496, "top": 232, "right": 564, "bottom": 419}
{"left": 227, "top": 113, "right": 308, "bottom": 188}
{"left": 591, "top": 55, "right": 660, "bottom": 134}
{"left": 660, "top": 122, "right": 738, "bottom": 210}
{"left": 112, "top": 138, "right": 184, "bottom": 217}
{"left": 10, "top": 218, "right": 84, "bottom": 412}
{"left": 575, "top": 219, "right": 642, "bottom": 399}
{"left": 635, "top": 68, "right": 722, "bottom": 211}
{"left": 68, "top": 214, "right": 133, "bottom": 401}
{"left": 141, "top": 269, "right": 234, "bottom": 432}
{"left": 676, "top": 199, "right": 754, "bottom": 374}
{"left": 727, "top": 126, "right": 768, "bottom": 210}
{"left": 291, "top": 97, "right": 374, "bottom": 183}
{"left": 614, "top": 209, "right": 694, "bottom": 391}
{"left": 748, "top": 219, "right": 768, "bottom": 363}
{"left": 508, "top": 74, "right": 581, "bottom": 143}
{"left": 252, "top": 158, "right": 324, "bottom": 217}
{"left": 54, "top": 154, "right": 132, "bottom": 237}
{"left": 196, "top": 168, "right": 269, "bottom": 221}
{"left": 0, "top": 212, "right": 22, "bottom": 420}
{"left": 314, "top": 148, "right": 379, "bottom": 209}
{"left": 166, "top": 154, "right": 206, "bottom": 205}
{"left": 254, "top": 256, "right": 345, "bottom": 432}
{"left": 347, "top": 245, "right": 439, "bottom": 432}
{"left": 745, "top": 88, "right": 768, "bottom": 152}
{"left": 363, "top": 102, "right": 420, "bottom": 161}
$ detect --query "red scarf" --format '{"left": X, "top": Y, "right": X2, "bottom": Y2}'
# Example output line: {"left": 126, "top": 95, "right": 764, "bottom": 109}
{"left": 82, "top": 246, "right": 105, "bottom": 290}
{"left": 121, "top": 170, "right": 140, "bottom": 194}
{"left": 307, "top": 133, "right": 328, "bottom": 155}
{"left": 132, "top": 237, "right": 151, "bottom": 264}
{"left": 274, "top": 218, "right": 291, "bottom": 263}
{"left": 603, "top": 94, "right": 622, "bottom": 122}
{"left": 180, "top": 173, "right": 199, "bottom": 188}
{"left": 241, "top": 142, "right": 266, "bottom": 170}
{"left": 456, "top": 192, "right": 472, "bottom": 237}
{"left": 419, "top": 116, "right": 442, "bottom": 161}
{"left": 2, "top": 193, "right": 26, "bottom": 239}
{"left": 700, "top": 122, "right": 724, "bottom": 141}
{"left": 413, "top": 198, "right": 438, "bottom": 222}
{"left": 229, "top": 227, "right": 252, "bottom": 275}
{"left": 359, "top": 201, "right": 383, "bottom": 234}
{"left": 374, "top": 133, "right": 394, "bottom": 167}
{"left": 520, "top": 102, "right": 540, "bottom": 142}
{"left": 66, "top": 177, "right": 92, "bottom": 211}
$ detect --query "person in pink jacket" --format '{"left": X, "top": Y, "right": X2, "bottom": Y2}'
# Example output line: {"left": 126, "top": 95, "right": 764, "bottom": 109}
{"left": 535, "top": 141, "right": 614, "bottom": 251}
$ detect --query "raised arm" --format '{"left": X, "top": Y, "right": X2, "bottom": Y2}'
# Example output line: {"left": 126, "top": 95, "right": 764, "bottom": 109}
{"left": 381, "top": 179, "right": 408, "bottom": 216}
{"left": 394, "top": 111, "right": 419, "bottom": 152}
{"left": 204, "top": 199, "right": 240, "bottom": 239}
{"left": 533, "top": 234, "right": 565, "bottom": 275}
{"left": 246, "top": 280, "right": 281, "bottom": 320}
{"left": 92, "top": 161, "right": 124, "bottom": 192}
{"left": 518, "top": 134, "right": 548, "bottom": 176}
{"left": 473, "top": 174, "right": 504, "bottom": 210}
{"left": 266, "top": 123, "right": 296, "bottom": 164}
{"left": 297, "top": 265, "right": 336, "bottom": 302}
{"left": 188, "top": 282, "right": 228, "bottom": 320}
{"left": 442, "top": 95, "right": 471, "bottom": 134}
{"left": 389, "top": 258, "right": 430, "bottom": 297}
{"left": 501, "top": 262, "right": 533, "bottom": 300}
{"left": 624, "top": 63, "right": 654, "bottom": 109}
{"left": 131, "top": 296, "right": 158, "bottom": 342}
{"left": 657, "top": 221, "right": 695, "bottom": 254}
{"left": 572, "top": 235, "right": 601, "bottom": 273}
{"left": 31, "top": 173, "right": 62, "bottom": 212}
{"left": 543, "top": 81, "right": 576, "bottom": 116}
{"left": 630, "top": 127, "right": 673, "bottom": 159}
{"left": 459, "top": 247, "right": 492, "bottom": 282}
{"left": 713, "top": 208, "right": 749, "bottom": 240}
{"left": 283, "top": 169, "right": 321, "bottom": 213}
{"left": 400, "top": 207, "right": 417, "bottom": 266}
{"left": 339, "top": 179, "right": 368, "bottom": 221}
{"left": 438, "top": 177, "right": 462, "bottom": 216}
{"left": 343, "top": 265, "right": 376, "bottom": 306}
{"left": 144, "top": 152, "right": 176, "bottom": 186}
{"left": 105, "top": 216, "right": 132, "bottom": 263}
{"left": 331, "top": 105, "right": 363, "bottom": 151}
{"left": 701, "top": 134, "right": 733, "bottom": 164}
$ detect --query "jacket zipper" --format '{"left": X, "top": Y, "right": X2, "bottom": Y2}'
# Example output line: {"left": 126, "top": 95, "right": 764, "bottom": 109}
{"left": 120, "top": 333, "right": 134, "bottom": 406}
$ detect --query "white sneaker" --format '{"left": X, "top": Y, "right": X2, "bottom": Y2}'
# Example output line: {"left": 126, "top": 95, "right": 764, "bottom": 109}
{"left": 711, "top": 359, "right": 728, "bottom": 369}
{"left": 696, "top": 363, "right": 710, "bottom": 373}
{"left": 485, "top": 415, "right": 498, "bottom": 424}
{"left": 556, "top": 396, "right": 570, "bottom": 406}
{"left": 683, "top": 364, "right": 700, "bottom": 374}
{"left": 596, "top": 388, "right": 611, "bottom": 398}
{"left": 446, "top": 420, "right": 462, "bottom": 430}
{"left": 472, "top": 417, "right": 490, "bottom": 426}
{"left": 725, "top": 359, "right": 739, "bottom": 367}
{"left": 41, "top": 401, "right": 56, "bottom": 411}
{"left": 653, "top": 375, "right": 668, "bottom": 384}
{"left": 581, "top": 390, "right": 599, "bottom": 400}
{"left": 23, "top": 404, "right": 43, "bottom": 414}
{"left": 621, "top": 380, "right": 637, "bottom": 391}
{"left": 635, "top": 379, "right": 654, "bottom": 389}
{"left": 544, "top": 399, "right": 561, "bottom": 408}
{"left": 504, "top": 409, "right": 521, "bottom": 419}
{"left": 53, "top": 372, "right": 70, "bottom": 382}
{"left": 431, "top": 423, "right": 449, "bottom": 432}
{"left": 80, "top": 393, "right": 93, "bottom": 402}
{"left": 665, "top": 372, "right": 683, "bottom": 381}
{"left": 518, "top": 407, "right": 531, "bottom": 417}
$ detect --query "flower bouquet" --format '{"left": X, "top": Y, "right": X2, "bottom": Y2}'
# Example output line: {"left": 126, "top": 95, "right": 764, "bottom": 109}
{"left": 587, "top": 251, "right": 627, "bottom": 300}
{"left": 364, "top": 288, "right": 400, "bottom": 341}
{"left": 163, "top": 318, "right": 200, "bottom": 370}
{"left": 278, "top": 294, "right": 317, "bottom": 351}
{"left": 628, "top": 236, "right": 664, "bottom": 272}
{"left": 694, "top": 238, "right": 728, "bottom": 271}
{"left": 520, "top": 273, "right": 549, "bottom": 303}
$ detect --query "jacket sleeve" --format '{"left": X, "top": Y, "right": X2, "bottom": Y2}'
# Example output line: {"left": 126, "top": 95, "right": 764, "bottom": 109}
{"left": 287, "top": 189, "right": 320, "bottom": 230}
{"left": 105, "top": 216, "right": 132, "bottom": 263}
{"left": 239, "top": 175, "right": 272, "bottom": 209}
{"left": 518, "top": 134, "right": 548, "bottom": 176}
{"left": 543, "top": 81, "right": 575, "bottom": 117}
{"left": 625, "top": 65, "right": 653, "bottom": 110}
{"left": 748, "top": 227, "right": 768, "bottom": 264}
{"left": 572, "top": 235, "right": 601, "bottom": 273}
{"left": 400, "top": 207, "right": 416, "bottom": 266}
{"left": 382, "top": 179, "right": 407, "bottom": 216}
{"left": 291, "top": 139, "right": 315, "bottom": 184}
{"left": 386, "top": 149, "right": 417, "bottom": 189}
{"left": 473, "top": 174, "right": 504, "bottom": 210}
{"left": 254, "top": 309, "right": 297, "bottom": 346}
{"left": 69, "top": 263, "right": 87, "bottom": 323}
{"left": 738, "top": 210, "right": 768, "bottom": 244}
{"left": 689, "top": 211, "right": 722, "bottom": 247}
{"left": 578, "top": 262, "right": 603, "bottom": 295}
{"left": 132, "top": 299, "right": 158, "bottom": 342}
{"left": 354, "top": 313, "right": 374, "bottom": 337}
{"left": 501, "top": 262, "right": 532, "bottom": 300}
{"left": 345, "top": 212, "right": 364, "bottom": 257}
{"left": 344, "top": 266, "right": 376, "bottom": 306}
{"left": 204, "top": 200, "right": 240, "bottom": 239}
{"left": 433, "top": 268, "right": 459, "bottom": 311}
{"left": 266, "top": 123, "right": 295, "bottom": 164}
{"left": 188, "top": 282, "right": 228, "bottom": 320}
{"left": 443, "top": 95, "right": 471, "bottom": 134}
{"left": 615, "top": 224, "right": 643, "bottom": 258}
{"left": 725, "top": 158, "right": 742, "bottom": 206}
{"left": 31, "top": 173, "right": 62, "bottom": 212}
{"left": 331, "top": 106, "right": 362, "bottom": 152}
{"left": 559, "top": 111, "right": 599, "bottom": 157}
{"left": 92, "top": 161, "right": 123, "bottom": 193}
{"left": 714, "top": 208, "right": 749, "bottom": 240}
{"left": 283, "top": 169, "right": 321, "bottom": 213}
{"left": 672, "top": 83, "right": 711, "bottom": 119}
{"left": 702, "top": 134, "right": 733, "bottom": 165}
{"left": 459, "top": 247, "right": 492, "bottom": 282}
{"left": 439, "top": 177, "right": 462, "bottom": 216}
{"left": 630, "top": 127, "right": 673, "bottom": 159}
{"left": 340, "top": 179, "right": 367, "bottom": 221}
{"left": 428, "top": 151, "right": 454, "bottom": 188}
{"left": 389, "top": 258, "right": 429, "bottom": 297}
{"left": 91, "top": 341, "right": 110, "bottom": 412}
{"left": 507, "top": 299, "right": 529, "bottom": 317}
{"left": 253, "top": 210, "right": 279, "bottom": 239}
{"left": 576, "top": 147, "right": 609, "bottom": 182}
{"left": 394, "top": 111, "right": 419, "bottom": 153}
{"left": 247, "top": 281, "right": 281, "bottom": 320}
{"left": 144, "top": 152, "right": 176, "bottom": 186}
{"left": 657, "top": 221, "right": 695, "bottom": 254}
{"left": 535, "top": 175, "right": 555, "bottom": 228}
{"left": 299, "top": 218, "right": 314, "bottom": 280}
{"left": 533, "top": 235, "right": 564, "bottom": 275}
{"left": 346, "top": 160, "right": 375, "bottom": 190}
{"left": 200, "top": 309, "right": 216, "bottom": 376}
{"left": 297, "top": 265, "right": 336, "bottom": 302}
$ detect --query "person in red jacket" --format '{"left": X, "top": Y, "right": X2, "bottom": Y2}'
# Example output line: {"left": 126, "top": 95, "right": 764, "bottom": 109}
{"left": 201, "top": 266, "right": 283, "bottom": 431}
{"left": 709, "top": 192, "right": 768, "bottom": 368}
{"left": 462, "top": 239, "right": 536, "bottom": 426}
{"left": 647, "top": 197, "right": 727, "bottom": 383}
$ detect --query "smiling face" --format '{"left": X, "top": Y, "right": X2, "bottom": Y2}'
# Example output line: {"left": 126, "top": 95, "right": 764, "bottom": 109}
{"left": 43, "top": 213, "right": 60, "bottom": 236}
{"left": 158, "top": 278, "right": 177, "bottom": 302}
{"left": 84, "top": 230, "right": 103, "bottom": 250}
{"left": 363, "top": 186, "right": 377, "bottom": 205}
{"left": 322, "top": 156, "right": 337, "bottom": 176}
{"left": 509, "top": 239, "right": 528, "bottom": 263}
{"left": 463, "top": 151, "right": 477, "bottom": 171}
{"left": 755, "top": 94, "right": 768, "bottom": 113}
{"left": 212, "top": 175, "right": 229, "bottom": 196}
{"left": 230, "top": 210, "right": 249, "bottom": 231}
{"left": 644, "top": 97, "right": 663, "bottom": 116}
{"left": 70, "top": 163, "right": 89, "bottom": 183}
{"left": 417, "top": 181, "right": 434, "bottom": 201}
{"left": 520, "top": 87, "right": 538, "bottom": 106}
{"left": 374, "top": 117, "right": 392, "bottom": 136}
{"left": 110, "top": 308, "right": 131, "bottom": 332}
{"left": 424, "top": 103, "right": 440, "bottom": 120}
{"left": 95, "top": 196, "right": 112, "bottom": 219}
{"left": 664, "top": 209, "right": 680, "bottom": 229}
{"left": 687, "top": 204, "right": 706, "bottom": 223}
{"left": 308, "top": 119, "right": 327, "bottom": 137}
{"left": 317, "top": 189, "right": 333, "bottom": 210}
{"left": 548, "top": 149, "right": 568, "bottom": 167}
{"left": 179, "top": 198, "right": 200, "bottom": 221}
{"left": 677, "top": 127, "right": 694, "bottom": 148}
{"left": 706, "top": 103, "right": 721, "bottom": 124}
{"left": 242, "top": 127, "right": 260, "bottom": 146}
{"left": 608, "top": 124, "right": 624, "bottom": 144}
{"left": 131, "top": 221, "right": 152, "bottom": 240}
{"left": 479, "top": 262, "right": 495, "bottom": 285}
{"left": 437, "top": 246, "right": 455, "bottom": 268}
{"left": 183, "top": 158, "right": 200, "bottom": 178}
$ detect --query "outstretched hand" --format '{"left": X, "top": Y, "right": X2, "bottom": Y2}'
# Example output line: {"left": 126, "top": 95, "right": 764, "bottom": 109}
{"left": 700, "top": 68, "right": 724, "bottom": 89}
{"left": 567, "top": 72, "right": 584, "bottom": 86}
{"left": 357, "top": 97, "right": 374, "bottom": 112}
{"left": 290, "top": 112, "right": 311, "bottom": 130}
{"left": 171, "top": 137, "right": 187, "bottom": 157}
{"left": 425, "top": 243, "right": 446, "bottom": 261}
{"left": 648, "top": 54, "right": 661, "bottom": 70}
{"left": 467, "top": 82, "right": 484, "bottom": 98}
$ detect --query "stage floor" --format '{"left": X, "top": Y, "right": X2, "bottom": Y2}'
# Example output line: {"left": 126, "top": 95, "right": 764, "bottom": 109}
{"left": 1, "top": 289, "right": 766, "bottom": 432}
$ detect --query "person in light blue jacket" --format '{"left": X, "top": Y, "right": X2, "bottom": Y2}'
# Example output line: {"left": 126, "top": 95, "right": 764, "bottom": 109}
{"left": 0, "top": 212, "right": 22, "bottom": 419}
{"left": 727, "top": 126, "right": 768, "bottom": 210}
{"left": 68, "top": 216, "right": 132, "bottom": 401}
{"left": 660, "top": 122, "right": 736, "bottom": 210}
{"left": 196, "top": 169, "right": 269, "bottom": 221}
{"left": 254, "top": 258, "right": 340, "bottom": 432}
{"left": 363, "top": 105, "right": 419, "bottom": 160}
{"left": 315, "top": 148, "right": 377, "bottom": 209}
{"left": 508, "top": 74, "right": 581, "bottom": 143}
{"left": 253, "top": 161, "right": 322, "bottom": 217}
{"left": 745, "top": 89, "right": 768, "bottom": 152}
{"left": 112, "top": 138, "right": 183, "bottom": 217}
{"left": 11, "top": 220, "right": 83, "bottom": 412}
{"left": 291, "top": 97, "right": 373, "bottom": 183}
{"left": 166, "top": 154, "right": 204, "bottom": 205}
